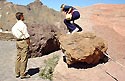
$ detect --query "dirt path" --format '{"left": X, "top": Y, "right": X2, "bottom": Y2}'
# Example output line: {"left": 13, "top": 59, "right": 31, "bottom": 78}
{"left": 0, "top": 40, "right": 50, "bottom": 81}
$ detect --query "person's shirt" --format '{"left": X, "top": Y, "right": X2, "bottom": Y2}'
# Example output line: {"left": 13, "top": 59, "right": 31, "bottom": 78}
{"left": 63, "top": 5, "right": 76, "bottom": 13}
{"left": 11, "top": 20, "right": 30, "bottom": 39}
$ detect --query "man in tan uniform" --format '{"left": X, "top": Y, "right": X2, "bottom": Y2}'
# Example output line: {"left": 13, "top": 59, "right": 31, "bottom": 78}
{"left": 12, "top": 12, "right": 30, "bottom": 79}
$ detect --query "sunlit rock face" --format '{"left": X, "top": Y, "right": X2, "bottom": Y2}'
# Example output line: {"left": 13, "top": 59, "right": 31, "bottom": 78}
{"left": 59, "top": 32, "right": 108, "bottom": 65}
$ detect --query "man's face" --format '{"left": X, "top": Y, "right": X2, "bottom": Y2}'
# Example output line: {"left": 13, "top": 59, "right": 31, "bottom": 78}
{"left": 21, "top": 15, "right": 24, "bottom": 21}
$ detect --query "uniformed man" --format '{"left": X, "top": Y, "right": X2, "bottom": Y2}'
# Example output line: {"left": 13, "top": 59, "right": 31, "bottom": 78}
{"left": 11, "top": 12, "right": 30, "bottom": 79}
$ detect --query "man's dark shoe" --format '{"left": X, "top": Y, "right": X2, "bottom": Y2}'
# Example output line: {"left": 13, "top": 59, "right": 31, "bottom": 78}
{"left": 20, "top": 74, "right": 30, "bottom": 79}
{"left": 16, "top": 75, "right": 20, "bottom": 78}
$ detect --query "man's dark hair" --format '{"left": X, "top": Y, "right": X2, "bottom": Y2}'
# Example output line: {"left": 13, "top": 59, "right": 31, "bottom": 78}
{"left": 60, "top": 4, "right": 64, "bottom": 8}
{"left": 15, "top": 12, "right": 23, "bottom": 20}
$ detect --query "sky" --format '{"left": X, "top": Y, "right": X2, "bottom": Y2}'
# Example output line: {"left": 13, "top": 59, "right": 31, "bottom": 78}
{"left": 7, "top": 0, "right": 125, "bottom": 11}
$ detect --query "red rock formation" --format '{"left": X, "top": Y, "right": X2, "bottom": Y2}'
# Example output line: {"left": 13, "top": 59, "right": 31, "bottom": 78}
{"left": 76, "top": 4, "right": 125, "bottom": 60}
{"left": 53, "top": 4, "right": 125, "bottom": 81}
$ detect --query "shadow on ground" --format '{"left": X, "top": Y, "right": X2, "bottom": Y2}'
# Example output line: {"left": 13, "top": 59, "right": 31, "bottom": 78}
{"left": 27, "top": 67, "right": 40, "bottom": 76}
{"left": 63, "top": 55, "right": 109, "bottom": 69}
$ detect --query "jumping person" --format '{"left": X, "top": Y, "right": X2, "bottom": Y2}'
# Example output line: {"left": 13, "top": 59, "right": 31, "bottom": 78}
{"left": 12, "top": 12, "right": 30, "bottom": 79}
{"left": 60, "top": 4, "right": 80, "bottom": 34}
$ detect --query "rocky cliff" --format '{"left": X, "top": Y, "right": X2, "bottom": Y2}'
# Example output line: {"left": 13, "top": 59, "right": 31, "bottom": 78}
{"left": 0, "top": 0, "right": 65, "bottom": 31}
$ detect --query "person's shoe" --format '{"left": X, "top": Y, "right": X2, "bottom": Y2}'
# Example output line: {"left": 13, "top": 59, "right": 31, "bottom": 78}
{"left": 20, "top": 74, "right": 30, "bottom": 79}
{"left": 16, "top": 75, "right": 20, "bottom": 78}
{"left": 67, "top": 32, "right": 71, "bottom": 34}
{"left": 72, "top": 27, "right": 79, "bottom": 34}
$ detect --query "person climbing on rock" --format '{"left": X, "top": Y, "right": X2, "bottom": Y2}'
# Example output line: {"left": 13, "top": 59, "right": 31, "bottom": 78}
{"left": 60, "top": 4, "right": 80, "bottom": 34}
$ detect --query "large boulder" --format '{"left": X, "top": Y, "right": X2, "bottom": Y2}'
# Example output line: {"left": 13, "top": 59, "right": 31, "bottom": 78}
{"left": 59, "top": 32, "right": 108, "bottom": 65}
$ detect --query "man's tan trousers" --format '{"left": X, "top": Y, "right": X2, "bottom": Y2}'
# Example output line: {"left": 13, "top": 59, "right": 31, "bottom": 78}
{"left": 15, "top": 40, "right": 29, "bottom": 77}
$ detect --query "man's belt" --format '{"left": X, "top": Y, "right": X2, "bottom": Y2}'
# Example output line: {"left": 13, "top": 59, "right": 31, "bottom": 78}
{"left": 17, "top": 37, "right": 29, "bottom": 41}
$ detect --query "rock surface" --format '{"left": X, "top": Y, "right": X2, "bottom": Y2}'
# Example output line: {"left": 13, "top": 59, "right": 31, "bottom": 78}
{"left": 28, "top": 24, "right": 62, "bottom": 57}
{"left": 76, "top": 4, "right": 125, "bottom": 60}
{"left": 53, "top": 54, "right": 125, "bottom": 81}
